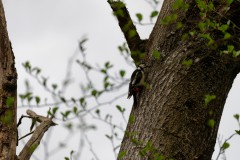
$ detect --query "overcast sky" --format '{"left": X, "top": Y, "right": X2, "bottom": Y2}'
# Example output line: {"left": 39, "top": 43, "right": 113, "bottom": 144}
{"left": 2, "top": 0, "right": 240, "bottom": 159}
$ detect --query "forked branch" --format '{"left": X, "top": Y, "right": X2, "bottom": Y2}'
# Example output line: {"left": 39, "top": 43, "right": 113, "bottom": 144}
{"left": 18, "top": 110, "right": 57, "bottom": 160}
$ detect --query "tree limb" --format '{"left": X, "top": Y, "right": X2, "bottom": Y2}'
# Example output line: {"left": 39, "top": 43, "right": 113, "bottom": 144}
{"left": 108, "top": 0, "right": 147, "bottom": 63}
{"left": 18, "top": 110, "right": 57, "bottom": 160}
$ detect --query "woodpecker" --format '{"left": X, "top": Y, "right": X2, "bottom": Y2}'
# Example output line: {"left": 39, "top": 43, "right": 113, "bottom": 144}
{"left": 127, "top": 64, "right": 147, "bottom": 107}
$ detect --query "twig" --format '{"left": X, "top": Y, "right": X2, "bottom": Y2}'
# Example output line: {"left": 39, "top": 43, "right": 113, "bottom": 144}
{"left": 81, "top": 92, "right": 127, "bottom": 117}
{"left": 18, "top": 131, "right": 34, "bottom": 141}
{"left": 109, "top": 117, "right": 117, "bottom": 158}
{"left": 84, "top": 134, "right": 100, "bottom": 160}
{"left": 216, "top": 133, "right": 237, "bottom": 160}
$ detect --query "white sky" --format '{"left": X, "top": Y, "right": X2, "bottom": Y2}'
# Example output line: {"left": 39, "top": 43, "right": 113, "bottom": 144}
{"left": 2, "top": 0, "right": 240, "bottom": 159}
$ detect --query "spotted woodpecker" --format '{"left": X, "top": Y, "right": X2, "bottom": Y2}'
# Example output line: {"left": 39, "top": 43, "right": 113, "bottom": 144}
{"left": 127, "top": 64, "right": 147, "bottom": 107}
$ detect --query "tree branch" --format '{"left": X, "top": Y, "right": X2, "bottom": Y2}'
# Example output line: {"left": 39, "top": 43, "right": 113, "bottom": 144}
{"left": 107, "top": 0, "right": 147, "bottom": 63}
{"left": 18, "top": 110, "right": 57, "bottom": 160}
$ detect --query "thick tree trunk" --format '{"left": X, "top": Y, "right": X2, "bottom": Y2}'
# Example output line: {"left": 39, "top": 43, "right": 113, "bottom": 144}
{"left": 119, "top": 0, "right": 240, "bottom": 160}
{"left": 0, "top": 0, "right": 17, "bottom": 160}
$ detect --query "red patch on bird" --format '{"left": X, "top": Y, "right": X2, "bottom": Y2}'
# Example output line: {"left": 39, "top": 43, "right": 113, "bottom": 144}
{"left": 133, "top": 87, "right": 140, "bottom": 93}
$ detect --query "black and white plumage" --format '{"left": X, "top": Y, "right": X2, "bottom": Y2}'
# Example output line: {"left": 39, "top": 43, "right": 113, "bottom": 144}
{"left": 127, "top": 64, "right": 146, "bottom": 107}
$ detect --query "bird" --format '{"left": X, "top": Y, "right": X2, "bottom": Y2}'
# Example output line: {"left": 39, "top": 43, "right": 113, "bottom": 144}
{"left": 127, "top": 63, "right": 147, "bottom": 107}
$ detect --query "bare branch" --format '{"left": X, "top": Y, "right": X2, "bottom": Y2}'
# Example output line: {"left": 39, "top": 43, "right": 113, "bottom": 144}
{"left": 18, "top": 110, "right": 57, "bottom": 160}
{"left": 85, "top": 134, "right": 100, "bottom": 160}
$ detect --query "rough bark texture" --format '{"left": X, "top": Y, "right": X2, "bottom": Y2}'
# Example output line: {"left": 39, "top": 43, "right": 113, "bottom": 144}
{"left": 119, "top": 0, "right": 240, "bottom": 160}
{"left": 0, "top": 0, "right": 18, "bottom": 160}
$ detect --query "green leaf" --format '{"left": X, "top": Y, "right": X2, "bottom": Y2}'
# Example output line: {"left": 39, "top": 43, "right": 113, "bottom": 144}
{"left": 79, "top": 97, "right": 87, "bottom": 108}
{"left": 128, "top": 30, "right": 136, "bottom": 38}
{"left": 222, "top": 142, "right": 230, "bottom": 149}
{"left": 172, "top": 14, "right": 178, "bottom": 21}
{"left": 105, "top": 134, "right": 113, "bottom": 140}
{"left": 91, "top": 90, "right": 98, "bottom": 97}
{"left": 224, "top": 33, "right": 231, "bottom": 39}
{"left": 136, "top": 13, "right": 143, "bottom": 22}
{"left": 204, "top": 94, "right": 216, "bottom": 106}
{"left": 196, "top": 0, "right": 207, "bottom": 11}
{"left": 189, "top": 31, "right": 196, "bottom": 36}
{"left": 63, "top": 111, "right": 71, "bottom": 118}
{"left": 154, "top": 154, "right": 164, "bottom": 160}
{"left": 60, "top": 97, "right": 66, "bottom": 103}
{"left": 233, "top": 50, "right": 240, "bottom": 57}
{"left": 118, "top": 45, "right": 123, "bottom": 52}
{"left": 52, "top": 84, "right": 58, "bottom": 90}
{"left": 131, "top": 138, "right": 141, "bottom": 145}
{"left": 129, "top": 115, "right": 135, "bottom": 124}
{"left": 22, "top": 61, "right": 31, "bottom": 71}
{"left": 33, "top": 67, "right": 41, "bottom": 75}
{"left": 48, "top": 107, "right": 58, "bottom": 118}
{"left": 95, "top": 109, "right": 100, "bottom": 116}
{"left": 234, "top": 114, "right": 239, "bottom": 120}
{"left": 116, "top": 105, "right": 125, "bottom": 113}
{"left": 139, "top": 142, "right": 154, "bottom": 157}
{"left": 101, "top": 69, "right": 107, "bottom": 74}
{"left": 64, "top": 157, "right": 70, "bottom": 160}
{"left": 219, "top": 24, "right": 229, "bottom": 32}
{"left": 150, "top": 11, "right": 159, "bottom": 19}
{"left": 73, "top": 107, "right": 78, "bottom": 114}
{"left": 105, "top": 61, "right": 113, "bottom": 69}
{"left": 1, "top": 110, "right": 13, "bottom": 124}
{"left": 118, "top": 150, "right": 126, "bottom": 159}
{"left": 227, "top": 0, "right": 234, "bottom": 5}
{"left": 42, "top": 77, "right": 48, "bottom": 87}
{"left": 235, "top": 130, "right": 240, "bottom": 135}
{"left": 173, "top": 0, "right": 184, "bottom": 10}
{"left": 176, "top": 22, "right": 183, "bottom": 29}
{"left": 79, "top": 37, "right": 88, "bottom": 52}
{"left": 173, "top": 0, "right": 189, "bottom": 10}
{"left": 104, "top": 82, "right": 110, "bottom": 89}
{"left": 35, "top": 96, "right": 40, "bottom": 105}
{"left": 52, "top": 107, "right": 59, "bottom": 114}
{"left": 182, "top": 59, "right": 193, "bottom": 68}
{"left": 104, "top": 76, "right": 109, "bottom": 82}
{"left": 227, "top": 45, "right": 234, "bottom": 53}
{"left": 209, "top": 110, "right": 213, "bottom": 116}
{"left": 152, "top": 50, "right": 161, "bottom": 60}
{"left": 27, "top": 96, "right": 33, "bottom": 103}
{"left": 119, "top": 70, "right": 126, "bottom": 78}
{"left": 199, "top": 33, "right": 214, "bottom": 45}
{"left": 207, "top": 119, "right": 215, "bottom": 128}
{"left": 6, "top": 97, "right": 14, "bottom": 108}
{"left": 208, "top": 2, "right": 214, "bottom": 11}
{"left": 21, "top": 92, "right": 32, "bottom": 99}
{"left": 71, "top": 98, "right": 76, "bottom": 103}
{"left": 198, "top": 22, "right": 206, "bottom": 31}
{"left": 79, "top": 97, "right": 85, "bottom": 104}
{"left": 182, "top": 33, "right": 189, "bottom": 40}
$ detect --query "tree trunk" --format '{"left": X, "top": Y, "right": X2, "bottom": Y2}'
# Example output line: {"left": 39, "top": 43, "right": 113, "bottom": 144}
{"left": 119, "top": 0, "right": 240, "bottom": 160}
{"left": 0, "top": 0, "right": 18, "bottom": 159}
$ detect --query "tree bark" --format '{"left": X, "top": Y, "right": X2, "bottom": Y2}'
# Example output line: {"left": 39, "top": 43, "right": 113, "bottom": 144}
{"left": 0, "top": 0, "right": 18, "bottom": 159}
{"left": 119, "top": 0, "right": 240, "bottom": 160}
